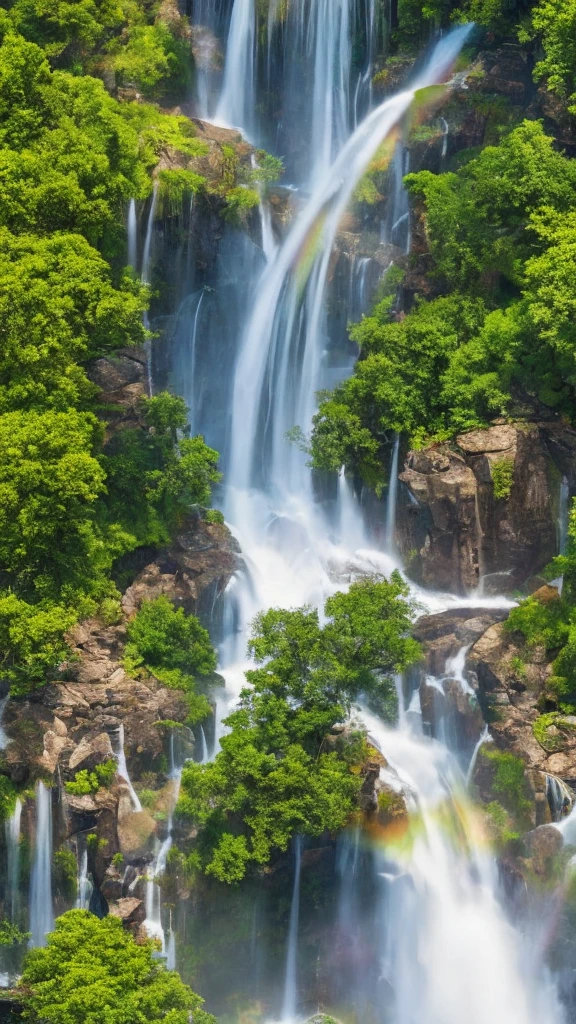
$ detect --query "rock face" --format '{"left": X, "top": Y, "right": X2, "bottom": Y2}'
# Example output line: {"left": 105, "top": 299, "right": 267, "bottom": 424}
{"left": 465, "top": 592, "right": 576, "bottom": 788}
{"left": 122, "top": 517, "right": 240, "bottom": 624}
{"left": 397, "top": 423, "right": 573, "bottom": 595}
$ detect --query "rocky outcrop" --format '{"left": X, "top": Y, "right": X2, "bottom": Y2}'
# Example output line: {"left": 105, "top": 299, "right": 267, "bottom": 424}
{"left": 465, "top": 588, "right": 576, "bottom": 788}
{"left": 413, "top": 599, "right": 576, "bottom": 829}
{"left": 122, "top": 517, "right": 240, "bottom": 623}
{"left": 397, "top": 422, "right": 572, "bottom": 595}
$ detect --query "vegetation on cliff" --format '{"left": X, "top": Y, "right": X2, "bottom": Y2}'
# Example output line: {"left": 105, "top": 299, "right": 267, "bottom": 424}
{"left": 0, "top": 12, "right": 223, "bottom": 694}
{"left": 178, "top": 576, "right": 420, "bottom": 882}
{"left": 312, "top": 120, "right": 576, "bottom": 482}
{"left": 123, "top": 595, "right": 217, "bottom": 723}
{"left": 18, "top": 909, "right": 216, "bottom": 1024}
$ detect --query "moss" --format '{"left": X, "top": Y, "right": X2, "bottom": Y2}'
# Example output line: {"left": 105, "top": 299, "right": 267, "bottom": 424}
{"left": 0, "top": 775, "right": 17, "bottom": 823}
{"left": 533, "top": 711, "right": 564, "bottom": 751}
{"left": 491, "top": 457, "right": 515, "bottom": 499}
{"left": 138, "top": 788, "right": 157, "bottom": 809}
{"left": 204, "top": 509, "right": 224, "bottom": 525}
{"left": 65, "top": 760, "right": 117, "bottom": 795}
{"left": 53, "top": 849, "right": 78, "bottom": 901}
{"left": 484, "top": 800, "right": 520, "bottom": 848}
{"left": 479, "top": 746, "right": 533, "bottom": 822}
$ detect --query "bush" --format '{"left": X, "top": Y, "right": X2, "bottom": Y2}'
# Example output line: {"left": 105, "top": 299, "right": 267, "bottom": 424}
{"left": 18, "top": 909, "right": 216, "bottom": 1024}
{"left": 178, "top": 575, "right": 420, "bottom": 881}
{"left": 65, "top": 760, "right": 117, "bottom": 795}
{"left": 491, "top": 457, "right": 514, "bottom": 499}
{"left": 124, "top": 596, "right": 216, "bottom": 724}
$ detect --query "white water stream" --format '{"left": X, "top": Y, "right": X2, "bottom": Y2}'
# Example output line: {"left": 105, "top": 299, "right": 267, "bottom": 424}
{"left": 29, "top": 782, "right": 54, "bottom": 947}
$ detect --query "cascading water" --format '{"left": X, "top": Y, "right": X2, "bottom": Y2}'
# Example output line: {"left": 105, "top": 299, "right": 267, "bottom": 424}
{"left": 385, "top": 433, "right": 400, "bottom": 551}
{"left": 281, "top": 838, "right": 302, "bottom": 1023}
{"left": 0, "top": 695, "right": 8, "bottom": 749}
{"left": 215, "top": 0, "right": 255, "bottom": 135}
{"left": 144, "top": 732, "right": 185, "bottom": 951}
{"left": 360, "top": 707, "right": 564, "bottom": 1024}
{"left": 150, "top": 5, "right": 570, "bottom": 1020}
{"left": 5, "top": 798, "right": 21, "bottom": 923}
{"left": 29, "top": 782, "right": 54, "bottom": 948}
{"left": 76, "top": 847, "right": 92, "bottom": 910}
{"left": 116, "top": 724, "right": 142, "bottom": 812}
{"left": 127, "top": 199, "right": 137, "bottom": 269}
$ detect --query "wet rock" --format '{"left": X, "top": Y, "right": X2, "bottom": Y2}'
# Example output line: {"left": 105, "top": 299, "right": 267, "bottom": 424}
{"left": 122, "top": 518, "right": 241, "bottom": 621}
{"left": 68, "top": 732, "right": 115, "bottom": 773}
{"left": 397, "top": 423, "right": 563, "bottom": 595}
{"left": 117, "top": 806, "right": 157, "bottom": 859}
{"left": 413, "top": 607, "right": 509, "bottom": 675}
{"left": 108, "top": 897, "right": 146, "bottom": 928}
{"left": 524, "top": 825, "right": 564, "bottom": 876}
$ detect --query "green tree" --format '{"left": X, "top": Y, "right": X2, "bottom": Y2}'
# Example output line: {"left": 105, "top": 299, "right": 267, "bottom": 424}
{"left": 178, "top": 575, "right": 420, "bottom": 881}
{"left": 19, "top": 909, "right": 216, "bottom": 1024}
{"left": 0, "top": 228, "right": 147, "bottom": 413}
{"left": 124, "top": 596, "right": 216, "bottom": 722}
{"left": 102, "top": 392, "right": 222, "bottom": 546}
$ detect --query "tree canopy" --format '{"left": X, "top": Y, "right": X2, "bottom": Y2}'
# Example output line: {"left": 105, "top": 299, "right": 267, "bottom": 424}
{"left": 178, "top": 575, "right": 420, "bottom": 882}
{"left": 19, "top": 909, "right": 216, "bottom": 1024}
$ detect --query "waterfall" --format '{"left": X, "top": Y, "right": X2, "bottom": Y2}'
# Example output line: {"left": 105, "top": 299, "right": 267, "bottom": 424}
{"left": 559, "top": 476, "right": 570, "bottom": 555}
{"left": 228, "top": 30, "right": 471, "bottom": 507}
{"left": 383, "top": 143, "right": 411, "bottom": 254}
{"left": 127, "top": 199, "right": 137, "bottom": 269}
{"left": 440, "top": 116, "right": 449, "bottom": 161}
{"left": 0, "top": 695, "right": 8, "bottom": 749}
{"left": 29, "top": 782, "right": 54, "bottom": 947}
{"left": 337, "top": 468, "right": 367, "bottom": 551}
{"left": 144, "top": 731, "right": 185, "bottom": 950}
{"left": 76, "top": 847, "right": 92, "bottom": 910}
{"left": 265, "top": 0, "right": 354, "bottom": 185}
{"left": 546, "top": 774, "right": 573, "bottom": 822}
{"left": 361, "top": 708, "right": 563, "bottom": 1024}
{"left": 158, "top": 7, "right": 569, "bottom": 1017}
{"left": 166, "top": 925, "right": 176, "bottom": 970}
{"left": 466, "top": 724, "right": 492, "bottom": 787}
{"left": 198, "top": 725, "right": 209, "bottom": 764}
{"left": 116, "top": 724, "right": 142, "bottom": 812}
{"left": 281, "top": 836, "right": 302, "bottom": 1022}
{"left": 5, "top": 798, "right": 22, "bottom": 922}
{"left": 385, "top": 433, "right": 400, "bottom": 552}
{"left": 215, "top": 0, "right": 255, "bottom": 135}
{"left": 141, "top": 185, "right": 158, "bottom": 288}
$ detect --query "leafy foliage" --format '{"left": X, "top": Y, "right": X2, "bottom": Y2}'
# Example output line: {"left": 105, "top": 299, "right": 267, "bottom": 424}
{"left": 19, "top": 909, "right": 216, "bottom": 1024}
{"left": 178, "top": 575, "right": 420, "bottom": 881}
{"left": 311, "top": 122, "right": 576, "bottom": 470}
{"left": 124, "top": 596, "right": 216, "bottom": 723}
{"left": 65, "top": 759, "right": 117, "bottom": 795}
{"left": 0, "top": 18, "right": 221, "bottom": 692}
{"left": 102, "top": 392, "right": 221, "bottom": 548}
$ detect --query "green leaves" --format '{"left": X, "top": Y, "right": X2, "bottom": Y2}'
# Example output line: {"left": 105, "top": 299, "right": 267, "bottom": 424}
{"left": 0, "top": 228, "right": 147, "bottom": 413}
{"left": 178, "top": 577, "right": 420, "bottom": 882}
{"left": 124, "top": 596, "right": 216, "bottom": 724}
{"left": 19, "top": 909, "right": 216, "bottom": 1024}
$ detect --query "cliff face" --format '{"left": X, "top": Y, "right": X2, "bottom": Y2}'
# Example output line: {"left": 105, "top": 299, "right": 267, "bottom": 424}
{"left": 397, "top": 422, "right": 576, "bottom": 595}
